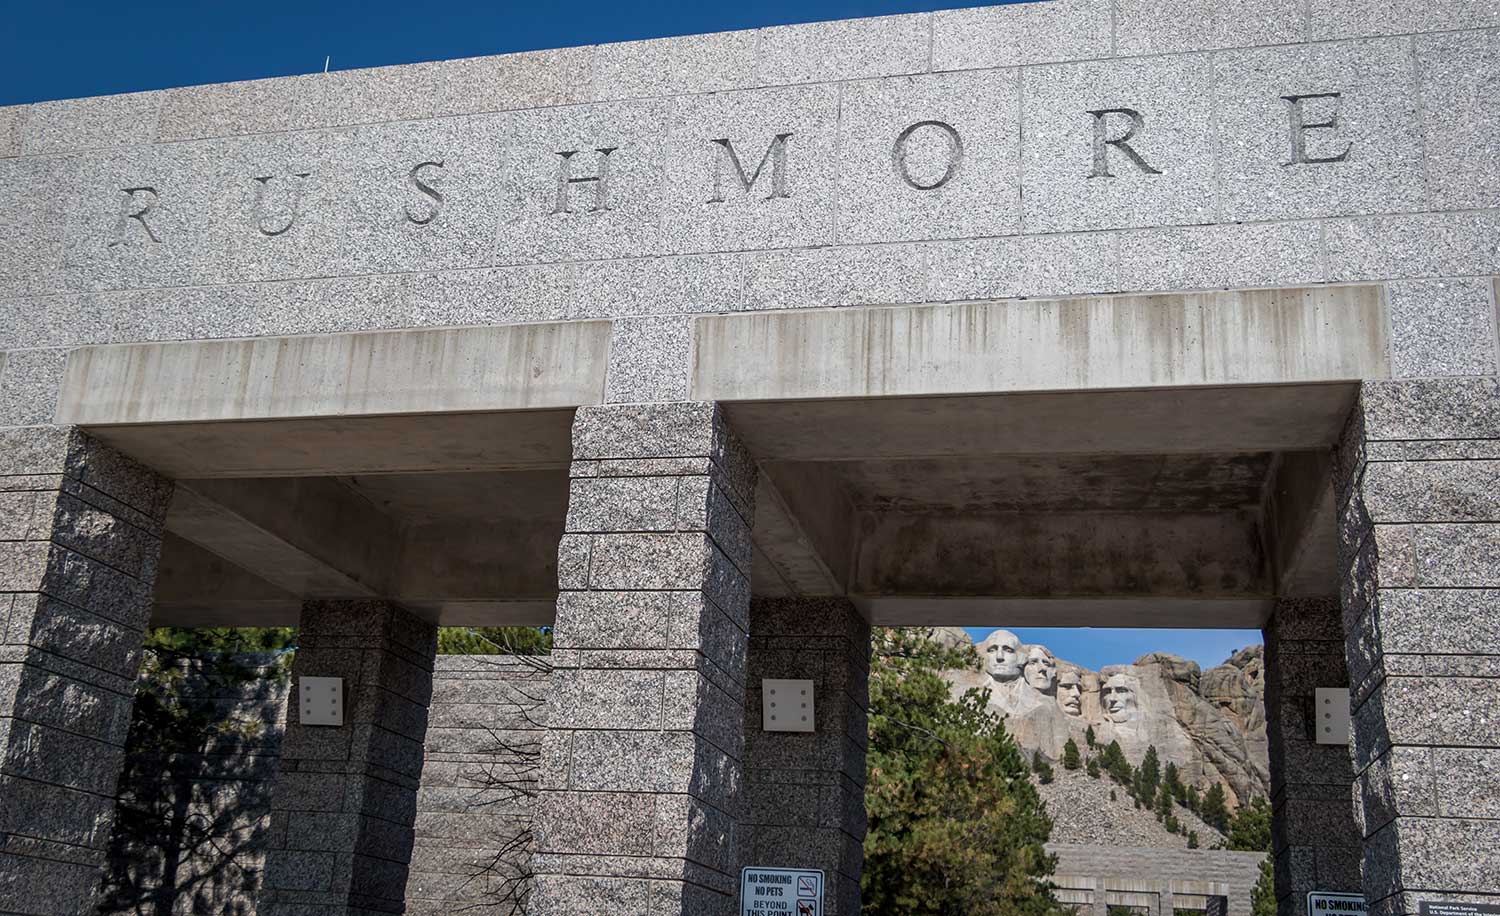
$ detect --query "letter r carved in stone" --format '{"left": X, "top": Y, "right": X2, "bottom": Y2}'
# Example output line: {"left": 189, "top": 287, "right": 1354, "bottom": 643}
{"left": 1086, "top": 108, "right": 1162, "bottom": 178}
{"left": 109, "top": 186, "right": 162, "bottom": 246}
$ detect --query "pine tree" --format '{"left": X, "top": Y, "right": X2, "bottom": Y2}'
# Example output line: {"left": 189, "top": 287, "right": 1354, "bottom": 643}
{"left": 1155, "top": 786, "right": 1173, "bottom": 822}
{"left": 1063, "top": 738, "right": 1082, "bottom": 770}
{"left": 1225, "top": 796, "right": 1273, "bottom": 852}
{"left": 1250, "top": 856, "right": 1275, "bottom": 916}
{"left": 1201, "top": 783, "right": 1230, "bottom": 834}
{"left": 863, "top": 628, "right": 1059, "bottom": 916}
{"left": 1086, "top": 757, "right": 1101, "bottom": 779}
{"left": 1032, "top": 753, "right": 1055, "bottom": 785}
{"left": 1187, "top": 831, "right": 1200, "bottom": 849}
{"left": 1085, "top": 725, "right": 1097, "bottom": 747}
{"left": 1140, "top": 746, "right": 1161, "bottom": 798}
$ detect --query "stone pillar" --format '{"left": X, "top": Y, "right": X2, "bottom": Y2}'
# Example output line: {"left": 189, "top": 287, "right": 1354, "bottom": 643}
{"left": 259, "top": 599, "right": 438, "bottom": 916}
{"left": 742, "top": 597, "right": 871, "bottom": 916}
{"left": 530, "top": 402, "right": 757, "bottom": 916}
{"left": 1263, "top": 597, "right": 1363, "bottom": 916}
{"left": 0, "top": 428, "right": 171, "bottom": 915}
{"left": 1337, "top": 380, "right": 1500, "bottom": 916}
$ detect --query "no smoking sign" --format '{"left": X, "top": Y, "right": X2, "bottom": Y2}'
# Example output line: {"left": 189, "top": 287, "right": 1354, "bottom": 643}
{"left": 741, "top": 866, "right": 824, "bottom": 915}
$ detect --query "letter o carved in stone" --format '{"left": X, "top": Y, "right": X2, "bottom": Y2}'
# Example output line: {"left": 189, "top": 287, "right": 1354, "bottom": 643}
{"left": 892, "top": 120, "right": 964, "bottom": 191}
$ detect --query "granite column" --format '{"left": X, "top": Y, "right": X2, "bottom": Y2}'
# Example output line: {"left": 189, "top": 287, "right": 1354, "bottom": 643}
{"left": 1336, "top": 380, "right": 1500, "bottom": 915}
{"left": 742, "top": 597, "right": 871, "bottom": 916}
{"left": 1263, "top": 597, "right": 1362, "bottom": 916}
{"left": 0, "top": 428, "right": 172, "bottom": 915}
{"left": 259, "top": 599, "right": 438, "bottom": 916}
{"left": 530, "top": 402, "right": 757, "bottom": 916}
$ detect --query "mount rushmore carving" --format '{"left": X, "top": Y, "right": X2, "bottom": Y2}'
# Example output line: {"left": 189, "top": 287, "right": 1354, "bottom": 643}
{"left": 940, "top": 629, "right": 1269, "bottom": 806}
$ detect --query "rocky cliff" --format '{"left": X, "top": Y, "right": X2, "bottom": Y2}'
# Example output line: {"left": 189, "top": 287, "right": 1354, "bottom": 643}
{"left": 937, "top": 630, "right": 1269, "bottom": 808}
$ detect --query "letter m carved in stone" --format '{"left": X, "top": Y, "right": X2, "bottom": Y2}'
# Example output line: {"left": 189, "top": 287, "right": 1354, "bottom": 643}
{"left": 708, "top": 134, "right": 793, "bottom": 202}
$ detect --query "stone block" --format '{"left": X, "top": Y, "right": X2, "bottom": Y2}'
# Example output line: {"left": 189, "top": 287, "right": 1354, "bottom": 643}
{"left": 1359, "top": 377, "right": 1500, "bottom": 442}
{"left": 930, "top": 0, "right": 1109, "bottom": 70}
{"left": 565, "top": 475, "right": 680, "bottom": 533}
{"left": 1387, "top": 278, "right": 1497, "bottom": 378}
{"left": 528, "top": 874, "right": 651, "bottom": 916}
{"left": 1117, "top": 221, "right": 1324, "bottom": 292}
{"left": 570, "top": 252, "right": 745, "bottom": 319}
{"left": 1411, "top": 523, "right": 1500, "bottom": 587}
{"left": 593, "top": 31, "right": 756, "bottom": 100}
{"left": 21, "top": 91, "right": 163, "bottom": 156}
{"left": 497, "top": 99, "right": 668, "bottom": 264}
{"left": 0, "top": 105, "right": 24, "bottom": 158}
{"left": 1417, "top": 29, "right": 1500, "bottom": 211}
{"left": 742, "top": 242, "right": 932, "bottom": 312}
{"left": 585, "top": 533, "right": 711, "bottom": 590}
{"left": 1362, "top": 459, "right": 1500, "bottom": 524}
{"left": 0, "top": 349, "right": 64, "bottom": 426}
{"left": 1308, "top": 0, "right": 1500, "bottom": 41}
{"left": 1021, "top": 53, "right": 1217, "bottom": 232}
{"left": 662, "top": 84, "right": 838, "bottom": 254}
{"left": 836, "top": 70, "right": 1020, "bottom": 245}
{"left": 1432, "top": 747, "right": 1500, "bottom": 820}
{"left": 566, "top": 730, "right": 698, "bottom": 794}
{"left": 553, "top": 591, "right": 674, "bottom": 650}
{"left": 604, "top": 316, "right": 693, "bottom": 404}
{"left": 925, "top": 231, "right": 1120, "bottom": 301}
{"left": 753, "top": 14, "right": 927, "bottom": 85}
{"left": 662, "top": 669, "right": 744, "bottom": 758}
{"left": 571, "top": 401, "right": 718, "bottom": 462}
{"left": 534, "top": 791, "right": 656, "bottom": 856}
{"left": 549, "top": 668, "right": 664, "bottom": 731}
{"left": 1325, "top": 210, "right": 1500, "bottom": 283}
{"left": 1372, "top": 589, "right": 1500, "bottom": 658}
{"left": 1357, "top": 746, "right": 1437, "bottom": 836}
{"left": 1215, "top": 38, "right": 1423, "bottom": 223}
{"left": 433, "top": 47, "right": 593, "bottom": 117}
{"left": 0, "top": 156, "right": 76, "bottom": 299}
{"left": 1114, "top": 0, "right": 1304, "bottom": 55}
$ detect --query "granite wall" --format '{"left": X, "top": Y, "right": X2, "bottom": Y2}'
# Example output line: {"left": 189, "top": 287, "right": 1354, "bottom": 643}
{"left": 95, "top": 653, "right": 546, "bottom": 916}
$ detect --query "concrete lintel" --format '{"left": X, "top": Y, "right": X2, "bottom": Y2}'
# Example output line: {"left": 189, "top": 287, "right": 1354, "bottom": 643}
{"left": 693, "top": 285, "right": 1388, "bottom": 402}
{"left": 152, "top": 532, "right": 301, "bottom": 627}
{"left": 856, "top": 596, "right": 1275, "bottom": 629}
{"left": 853, "top": 509, "right": 1270, "bottom": 601}
{"left": 168, "top": 477, "right": 401, "bottom": 597}
{"left": 57, "top": 320, "right": 611, "bottom": 426}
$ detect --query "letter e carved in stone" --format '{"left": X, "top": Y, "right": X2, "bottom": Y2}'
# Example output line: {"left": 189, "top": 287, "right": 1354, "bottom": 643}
{"left": 1281, "top": 92, "right": 1353, "bottom": 166}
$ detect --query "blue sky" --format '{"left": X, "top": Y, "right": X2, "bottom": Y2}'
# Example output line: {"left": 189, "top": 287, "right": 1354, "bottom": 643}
{"left": 2, "top": 0, "right": 1021, "bottom": 106}
{"left": 964, "top": 627, "right": 1263, "bottom": 671}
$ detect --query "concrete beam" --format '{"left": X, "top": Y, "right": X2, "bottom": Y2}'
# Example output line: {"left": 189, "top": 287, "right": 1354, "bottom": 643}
{"left": 152, "top": 533, "right": 301, "bottom": 627}
{"left": 84, "top": 409, "right": 578, "bottom": 478}
{"left": 58, "top": 321, "right": 611, "bottom": 426}
{"left": 857, "top": 596, "right": 1274, "bottom": 629}
{"left": 851, "top": 509, "right": 1270, "bottom": 600}
{"left": 724, "top": 384, "right": 1360, "bottom": 462}
{"left": 749, "top": 462, "right": 857, "bottom": 596}
{"left": 1262, "top": 449, "right": 1339, "bottom": 597}
{"left": 167, "top": 477, "right": 401, "bottom": 598}
{"left": 694, "top": 285, "right": 1388, "bottom": 402}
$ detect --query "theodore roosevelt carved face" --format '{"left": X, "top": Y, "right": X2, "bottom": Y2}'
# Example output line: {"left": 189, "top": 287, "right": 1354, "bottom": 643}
{"left": 1056, "top": 670, "right": 1084, "bottom": 717}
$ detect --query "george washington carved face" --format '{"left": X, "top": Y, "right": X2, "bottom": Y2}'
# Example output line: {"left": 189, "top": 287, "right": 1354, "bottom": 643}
{"left": 981, "top": 630, "right": 1024, "bottom": 681}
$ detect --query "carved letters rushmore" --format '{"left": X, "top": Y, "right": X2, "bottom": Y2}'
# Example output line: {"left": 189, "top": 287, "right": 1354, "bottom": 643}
{"left": 107, "top": 92, "right": 1354, "bottom": 246}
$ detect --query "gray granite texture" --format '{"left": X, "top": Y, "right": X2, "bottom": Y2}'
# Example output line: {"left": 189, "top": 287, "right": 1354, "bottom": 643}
{"left": 741, "top": 598, "right": 871, "bottom": 916}
{"left": 1336, "top": 385, "right": 1500, "bottom": 915}
{"left": 1262, "top": 598, "right": 1361, "bottom": 916}
{"left": 0, "top": 6, "right": 1489, "bottom": 395}
{"left": 258, "top": 600, "right": 438, "bottom": 916}
{"left": 0, "top": 429, "right": 171, "bottom": 916}
{"left": 532, "top": 402, "right": 757, "bottom": 916}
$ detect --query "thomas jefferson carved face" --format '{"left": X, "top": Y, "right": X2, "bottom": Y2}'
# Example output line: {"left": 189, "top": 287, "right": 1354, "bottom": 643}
{"left": 1023, "top": 646, "right": 1058, "bottom": 694}
{"left": 1102, "top": 674, "right": 1140, "bottom": 724}
{"left": 981, "top": 630, "right": 1024, "bottom": 681}
{"left": 1057, "top": 671, "right": 1084, "bottom": 716}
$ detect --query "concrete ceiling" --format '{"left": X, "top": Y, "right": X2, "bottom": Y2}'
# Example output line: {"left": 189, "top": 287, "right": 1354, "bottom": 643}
{"left": 148, "top": 384, "right": 1346, "bottom": 631}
